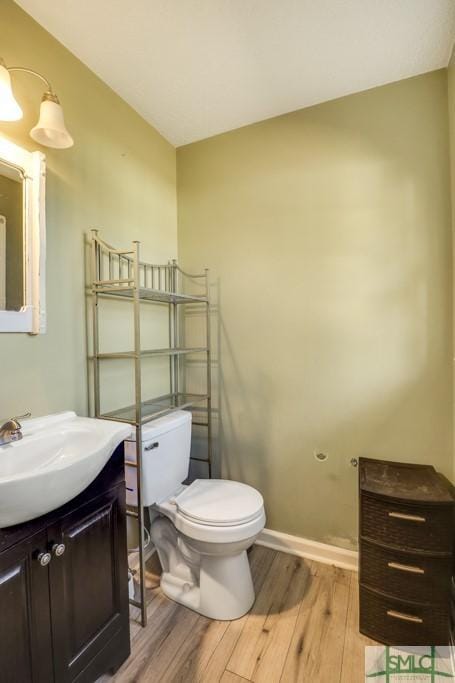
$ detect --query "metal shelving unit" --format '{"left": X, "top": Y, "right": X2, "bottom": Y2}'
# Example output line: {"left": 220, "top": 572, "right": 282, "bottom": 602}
{"left": 89, "top": 229, "right": 212, "bottom": 627}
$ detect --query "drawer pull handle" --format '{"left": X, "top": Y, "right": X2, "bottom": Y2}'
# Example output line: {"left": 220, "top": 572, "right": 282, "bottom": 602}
{"left": 387, "top": 609, "right": 423, "bottom": 624}
{"left": 387, "top": 561, "right": 424, "bottom": 575}
{"left": 388, "top": 511, "right": 426, "bottom": 523}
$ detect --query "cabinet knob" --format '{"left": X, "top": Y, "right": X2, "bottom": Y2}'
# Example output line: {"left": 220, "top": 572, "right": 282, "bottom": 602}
{"left": 37, "top": 551, "right": 52, "bottom": 567}
{"left": 52, "top": 543, "right": 66, "bottom": 557}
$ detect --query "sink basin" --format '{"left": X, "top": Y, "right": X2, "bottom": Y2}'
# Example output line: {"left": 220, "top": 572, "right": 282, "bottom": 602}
{"left": 0, "top": 411, "right": 131, "bottom": 528}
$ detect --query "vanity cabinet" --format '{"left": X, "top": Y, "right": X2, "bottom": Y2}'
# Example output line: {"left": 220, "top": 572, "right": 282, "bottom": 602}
{"left": 0, "top": 445, "right": 130, "bottom": 683}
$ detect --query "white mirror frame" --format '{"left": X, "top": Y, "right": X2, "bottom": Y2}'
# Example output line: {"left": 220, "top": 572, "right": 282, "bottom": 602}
{"left": 0, "top": 137, "right": 46, "bottom": 334}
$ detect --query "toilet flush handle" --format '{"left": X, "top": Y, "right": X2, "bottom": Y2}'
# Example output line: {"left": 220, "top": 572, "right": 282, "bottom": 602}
{"left": 144, "top": 441, "right": 159, "bottom": 451}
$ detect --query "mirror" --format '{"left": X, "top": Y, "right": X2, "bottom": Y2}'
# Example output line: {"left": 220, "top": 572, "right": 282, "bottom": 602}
{"left": 0, "top": 161, "right": 24, "bottom": 311}
{"left": 0, "top": 137, "right": 46, "bottom": 334}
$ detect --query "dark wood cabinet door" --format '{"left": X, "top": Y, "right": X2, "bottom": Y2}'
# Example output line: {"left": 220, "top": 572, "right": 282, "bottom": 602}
{"left": 0, "top": 530, "right": 54, "bottom": 683}
{"left": 48, "top": 486, "right": 129, "bottom": 683}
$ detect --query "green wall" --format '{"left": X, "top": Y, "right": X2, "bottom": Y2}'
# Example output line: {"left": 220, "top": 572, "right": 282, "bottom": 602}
{"left": 0, "top": 0, "right": 177, "bottom": 418}
{"left": 177, "top": 71, "right": 453, "bottom": 548}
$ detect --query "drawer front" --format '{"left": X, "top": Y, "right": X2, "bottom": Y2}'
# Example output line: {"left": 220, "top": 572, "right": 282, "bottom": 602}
{"left": 360, "top": 540, "right": 451, "bottom": 605}
{"left": 359, "top": 586, "right": 451, "bottom": 646}
{"left": 361, "top": 494, "right": 453, "bottom": 553}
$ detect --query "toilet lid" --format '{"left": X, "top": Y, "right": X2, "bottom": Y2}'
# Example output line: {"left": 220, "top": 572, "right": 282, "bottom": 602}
{"left": 173, "top": 479, "right": 264, "bottom": 526}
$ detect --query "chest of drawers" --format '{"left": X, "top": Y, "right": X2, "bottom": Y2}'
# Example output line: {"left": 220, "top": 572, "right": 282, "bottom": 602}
{"left": 359, "top": 457, "right": 454, "bottom": 645}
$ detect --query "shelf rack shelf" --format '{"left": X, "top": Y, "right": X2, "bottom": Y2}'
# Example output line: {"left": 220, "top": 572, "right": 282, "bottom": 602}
{"left": 101, "top": 392, "right": 210, "bottom": 425}
{"left": 89, "top": 230, "right": 212, "bottom": 628}
{"left": 96, "top": 347, "right": 208, "bottom": 360}
{"left": 95, "top": 286, "right": 208, "bottom": 305}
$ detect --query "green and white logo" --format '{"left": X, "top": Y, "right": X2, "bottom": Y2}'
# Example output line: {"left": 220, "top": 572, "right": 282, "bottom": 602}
{"left": 365, "top": 646, "right": 455, "bottom": 682}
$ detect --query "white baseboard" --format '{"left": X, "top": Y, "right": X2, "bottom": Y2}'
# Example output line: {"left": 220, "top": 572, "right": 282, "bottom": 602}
{"left": 256, "top": 528, "right": 358, "bottom": 571}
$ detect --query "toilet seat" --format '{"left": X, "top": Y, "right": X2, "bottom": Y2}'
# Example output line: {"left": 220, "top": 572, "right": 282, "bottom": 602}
{"left": 173, "top": 479, "right": 264, "bottom": 526}
{"left": 156, "top": 478, "right": 266, "bottom": 544}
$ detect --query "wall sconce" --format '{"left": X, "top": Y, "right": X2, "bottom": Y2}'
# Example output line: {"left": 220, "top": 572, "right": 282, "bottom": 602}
{"left": 0, "top": 58, "right": 73, "bottom": 149}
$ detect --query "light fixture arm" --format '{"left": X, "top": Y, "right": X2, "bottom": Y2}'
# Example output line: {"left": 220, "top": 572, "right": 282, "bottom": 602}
{"left": 6, "top": 66, "right": 53, "bottom": 95}
{"left": 0, "top": 57, "right": 73, "bottom": 148}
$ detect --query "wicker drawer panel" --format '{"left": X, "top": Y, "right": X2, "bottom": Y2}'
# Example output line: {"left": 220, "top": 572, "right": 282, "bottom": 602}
{"left": 361, "top": 494, "right": 453, "bottom": 553}
{"left": 359, "top": 586, "right": 451, "bottom": 646}
{"left": 360, "top": 540, "right": 451, "bottom": 605}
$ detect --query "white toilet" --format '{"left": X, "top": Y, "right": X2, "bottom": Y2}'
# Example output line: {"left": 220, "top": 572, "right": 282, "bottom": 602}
{"left": 124, "top": 410, "right": 265, "bottom": 620}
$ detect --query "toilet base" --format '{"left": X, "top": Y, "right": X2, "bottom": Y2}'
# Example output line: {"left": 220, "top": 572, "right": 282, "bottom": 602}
{"left": 151, "top": 516, "right": 256, "bottom": 620}
{"left": 161, "top": 549, "right": 255, "bottom": 620}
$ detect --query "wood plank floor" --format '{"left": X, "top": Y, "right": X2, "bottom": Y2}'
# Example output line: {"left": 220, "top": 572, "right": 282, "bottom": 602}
{"left": 99, "top": 546, "right": 376, "bottom": 683}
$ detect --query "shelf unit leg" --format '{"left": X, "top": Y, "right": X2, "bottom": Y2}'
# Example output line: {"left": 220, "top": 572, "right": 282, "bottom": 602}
{"left": 91, "top": 230, "right": 101, "bottom": 417}
{"left": 205, "top": 268, "right": 212, "bottom": 479}
{"left": 168, "top": 262, "right": 173, "bottom": 403}
{"left": 136, "top": 428, "right": 147, "bottom": 628}
{"left": 173, "top": 261, "right": 179, "bottom": 405}
{"left": 133, "top": 240, "right": 147, "bottom": 628}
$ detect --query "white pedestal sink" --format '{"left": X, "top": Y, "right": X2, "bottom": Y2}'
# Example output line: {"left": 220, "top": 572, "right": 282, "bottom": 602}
{"left": 0, "top": 411, "right": 131, "bottom": 528}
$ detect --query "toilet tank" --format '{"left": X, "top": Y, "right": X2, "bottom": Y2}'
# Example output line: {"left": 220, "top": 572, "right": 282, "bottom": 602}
{"left": 124, "top": 410, "right": 192, "bottom": 506}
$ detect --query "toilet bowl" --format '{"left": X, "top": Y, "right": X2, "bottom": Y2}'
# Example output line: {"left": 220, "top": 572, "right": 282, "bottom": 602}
{"left": 151, "top": 478, "right": 265, "bottom": 619}
{"left": 124, "top": 411, "right": 266, "bottom": 620}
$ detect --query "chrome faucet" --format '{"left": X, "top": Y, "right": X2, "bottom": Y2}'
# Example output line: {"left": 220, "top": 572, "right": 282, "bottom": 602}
{"left": 0, "top": 412, "right": 31, "bottom": 446}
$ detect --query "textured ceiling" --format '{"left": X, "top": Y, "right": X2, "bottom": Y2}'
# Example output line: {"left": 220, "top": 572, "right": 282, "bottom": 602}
{"left": 15, "top": 0, "right": 455, "bottom": 146}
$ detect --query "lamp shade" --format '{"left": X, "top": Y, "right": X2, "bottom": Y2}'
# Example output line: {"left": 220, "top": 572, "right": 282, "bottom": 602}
{"left": 30, "top": 93, "right": 73, "bottom": 149}
{"left": 0, "top": 63, "right": 23, "bottom": 121}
